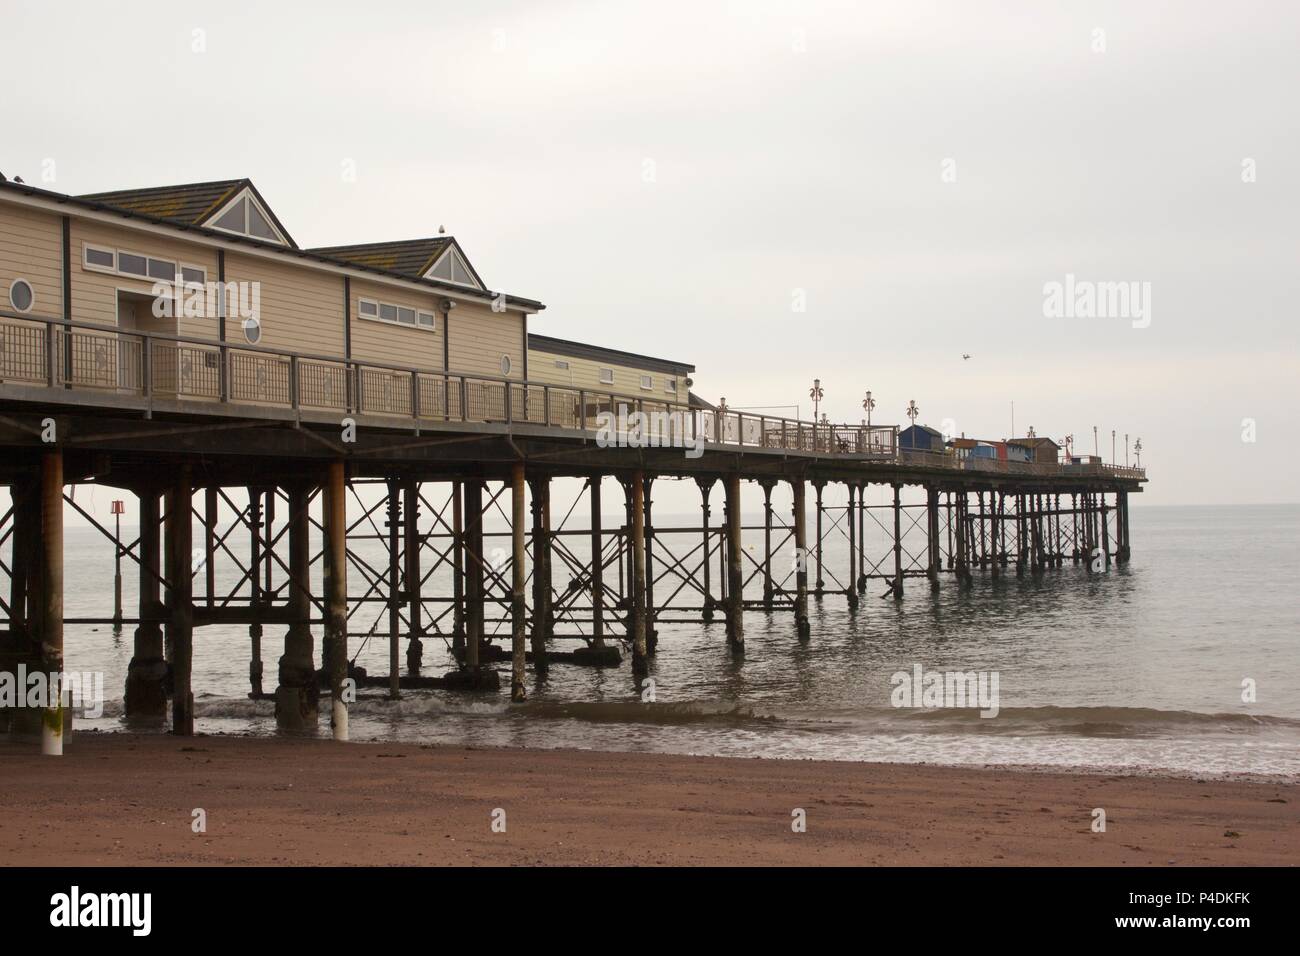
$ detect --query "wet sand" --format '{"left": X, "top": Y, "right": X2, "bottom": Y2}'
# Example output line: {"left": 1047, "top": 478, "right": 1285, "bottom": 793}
{"left": 0, "top": 732, "right": 1294, "bottom": 866}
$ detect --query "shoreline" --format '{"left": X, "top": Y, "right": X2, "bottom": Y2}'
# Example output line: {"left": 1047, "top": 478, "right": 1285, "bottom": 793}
{"left": 2, "top": 732, "right": 1295, "bottom": 866}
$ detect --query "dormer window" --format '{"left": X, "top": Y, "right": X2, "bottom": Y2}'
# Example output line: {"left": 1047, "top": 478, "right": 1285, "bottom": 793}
{"left": 424, "top": 246, "right": 481, "bottom": 289}
{"left": 205, "top": 188, "right": 288, "bottom": 245}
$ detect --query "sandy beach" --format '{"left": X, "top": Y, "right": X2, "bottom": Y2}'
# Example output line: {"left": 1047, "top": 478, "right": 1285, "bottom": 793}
{"left": 0, "top": 732, "right": 1294, "bottom": 866}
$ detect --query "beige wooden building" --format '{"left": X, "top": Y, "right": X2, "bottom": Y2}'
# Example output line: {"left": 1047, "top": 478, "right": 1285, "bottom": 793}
{"left": 526, "top": 333, "right": 695, "bottom": 406}
{"left": 0, "top": 176, "right": 541, "bottom": 388}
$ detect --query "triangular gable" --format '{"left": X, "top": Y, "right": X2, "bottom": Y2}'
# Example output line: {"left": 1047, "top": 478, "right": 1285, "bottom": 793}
{"left": 423, "top": 243, "right": 483, "bottom": 290}
{"left": 202, "top": 184, "right": 295, "bottom": 248}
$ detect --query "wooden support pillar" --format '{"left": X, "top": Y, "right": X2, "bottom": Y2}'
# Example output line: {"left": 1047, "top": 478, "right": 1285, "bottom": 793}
{"left": 945, "top": 493, "right": 955, "bottom": 569}
{"left": 812, "top": 480, "right": 825, "bottom": 595}
{"left": 589, "top": 477, "right": 605, "bottom": 648}
{"left": 323, "top": 461, "right": 349, "bottom": 741}
{"left": 385, "top": 479, "right": 401, "bottom": 699}
{"left": 403, "top": 478, "right": 423, "bottom": 673}
{"left": 857, "top": 483, "right": 867, "bottom": 592}
{"left": 247, "top": 487, "right": 264, "bottom": 698}
{"left": 926, "top": 486, "right": 941, "bottom": 591}
{"left": 463, "top": 479, "right": 484, "bottom": 669}
{"left": 889, "top": 483, "right": 904, "bottom": 599}
{"left": 724, "top": 472, "right": 744, "bottom": 650}
{"left": 1, "top": 475, "right": 34, "bottom": 735}
{"left": 630, "top": 471, "right": 649, "bottom": 675}
{"left": 203, "top": 487, "right": 217, "bottom": 607}
{"left": 846, "top": 484, "right": 858, "bottom": 610}
{"left": 38, "top": 452, "right": 64, "bottom": 754}
{"left": 697, "top": 478, "right": 716, "bottom": 622}
{"left": 451, "top": 480, "right": 466, "bottom": 656}
{"left": 791, "top": 478, "right": 811, "bottom": 641}
{"left": 529, "top": 474, "right": 551, "bottom": 675}
{"left": 1100, "top": 491, "right": 1112, "bottom": 567}
{"left": 1117, "top": 490, "right": 1131, "bottom": 563}
{"left": 125, "top": 487, "right": 166, "bottom": 719}
{"left": 642, "top": 475, "right": 657, "bottom": 655}
{"left": 167, "top": 465, "right": 195, "bottom": 737}
{"left": 275, "top": 482, "right": 317, "bottom": 729}
{"left": 761, "top": 480, "right": 775, "bottom": 608}
{"left": 954, "top": 488, "right": 970, "bottom": 586}
{"left": 989, "top": 492, "right": 1002, "bottom": 580}
{"left": 511, "top": 462, "right": 528, "bottom": 701}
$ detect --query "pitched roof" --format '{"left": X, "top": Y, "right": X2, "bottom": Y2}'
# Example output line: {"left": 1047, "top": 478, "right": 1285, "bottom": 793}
{"left": 0, "top": 177, "right": 543, "bottom": 309}
{"left": 76, "top": 178, "right": 298, "bottom": 248}
{"left": 528, "top": 333, "right": 694, "bottom": 375}
{"left": 1009, "top": 436, "right": 1060, "bottom": 448}
{"left": 305, "top": 237, "right": 455, "bottom": 280}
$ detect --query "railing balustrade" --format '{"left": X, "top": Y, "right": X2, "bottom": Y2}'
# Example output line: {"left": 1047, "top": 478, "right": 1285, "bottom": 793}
{"left": 0, "top": 311, "right": 1145, "bottom": 480}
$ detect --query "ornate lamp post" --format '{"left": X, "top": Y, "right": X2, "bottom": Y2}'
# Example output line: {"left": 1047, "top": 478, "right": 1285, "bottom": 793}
{"left": 862, "top": 390, "right": 875, "bottom": 428}
{"left": 809, "top": 379, "right": 824, "bottom": 423}
{"left": 1134, "top": 437, "right": 1142, "bottom": 467}
{"left": 906, "top": 400, "right": 919, "bottom": 426}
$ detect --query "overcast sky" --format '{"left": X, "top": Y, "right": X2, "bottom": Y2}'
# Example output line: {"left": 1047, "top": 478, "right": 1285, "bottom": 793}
{"left": 3, "top": 0, "right": 1297, "bottom": 508}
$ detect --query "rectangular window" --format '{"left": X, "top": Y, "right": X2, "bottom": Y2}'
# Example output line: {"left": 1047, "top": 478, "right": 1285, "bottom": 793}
{"left": 665, "top": 378, "right": 677, "bottom": 394}
{"left": 554, "top": 360, "right": 569, "bottom": 370}
{"left": 84, "top": 245, "right": 115, "bottom": 271}
{"left": 599, "top": 367, "right": 614, "bottom": 384}
{"left": 180, "top": 265, "right": 206, "bottom": 285}
{"left": 147, "top": 257, "right": 176, "bottom": 281}
{"left": 358, "top": 296, "right": 436, "bottom": 332}
{"left": 640, "top": 375, "right": 653, "bottom": 390}
{"left": 117, "top": 252, "right": 148, "bottom": 277}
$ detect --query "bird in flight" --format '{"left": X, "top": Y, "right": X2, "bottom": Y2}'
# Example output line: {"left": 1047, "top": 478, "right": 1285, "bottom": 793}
{"left": 962, "top": 353, "right": 972, "bottom": 360}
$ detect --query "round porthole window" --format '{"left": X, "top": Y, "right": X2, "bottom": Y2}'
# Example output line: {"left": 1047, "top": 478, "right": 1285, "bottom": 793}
{"left": 242, "top": 317, "right": 261, "bottom": 345}
{"left": 9, "top": 278, "right": 35, "bottom": 313}
{"left": 500, "top": 354, "right": 512, "bottom": 376}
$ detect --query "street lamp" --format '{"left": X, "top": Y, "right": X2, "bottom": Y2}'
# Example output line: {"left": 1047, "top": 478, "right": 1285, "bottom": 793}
{"left": 862, "top": 390, "right": 876, "bottom": 428}
{"left": 1111, "top": 429, "right": 1116, "bottom": 466}
{"left": 906, "top": 400, "right": 919, "bottom": 426}
{"left": 1125, "top": 433, "right": 1130, "bottom": 467}
{"left": 809, "top": 379, "right": 824, "bottom": 423}
{"left": 1134, "top": 437, "right": 1142, "bottom": 467}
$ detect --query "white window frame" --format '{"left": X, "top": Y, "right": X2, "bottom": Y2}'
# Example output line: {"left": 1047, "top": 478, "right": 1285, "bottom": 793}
{"left": 598, "top": 367, "right": 614, "bottom": 385}
{"left": 665, "top": 377, "right": 677, "bottom": 394}
{"left": 83, "top": 243, "right": 206, "bottom": 286}
{"left": 423, "top": 246, "right": 483, "bottom": 290}
{"left": 204, "top": 187, "right": 290, "bottom": 246}
{"left": 356, "top": 296, "right": 437, "bottom": 333}
{"left": 8, "top": 277, "right": 35, "bottom": 314}
{"left": 640, "top": 375, "right": 653, "bottom": 391}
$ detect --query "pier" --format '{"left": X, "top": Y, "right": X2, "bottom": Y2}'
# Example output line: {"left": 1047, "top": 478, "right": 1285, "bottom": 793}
{"left": 0, "top": 309, "right": 1144, "bottom": 742}
{"left": 0, "top": 174, "right": 1144, "bottom": 745}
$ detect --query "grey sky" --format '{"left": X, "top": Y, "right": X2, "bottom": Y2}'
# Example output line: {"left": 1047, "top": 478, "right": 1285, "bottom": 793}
{"left": 3, "top": 0, "right": 1297, "bottom": 508}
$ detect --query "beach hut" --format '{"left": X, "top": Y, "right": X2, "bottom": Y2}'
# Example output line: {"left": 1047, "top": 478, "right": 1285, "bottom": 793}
{"left": 899, "top": 424, "right": 944, "bottom": 452}
{"left": 1008, "top": 436, "right": 1060, "bottom": 465}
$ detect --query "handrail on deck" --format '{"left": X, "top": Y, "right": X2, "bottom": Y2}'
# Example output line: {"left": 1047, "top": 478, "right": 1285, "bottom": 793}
{"left": 0, "top": 311, "right": 1146, "bottom": 481}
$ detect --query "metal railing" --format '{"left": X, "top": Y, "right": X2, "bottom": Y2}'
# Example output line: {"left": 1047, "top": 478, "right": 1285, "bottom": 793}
{"left": 0, "top": 312, "right": 1146, "bottom": 480}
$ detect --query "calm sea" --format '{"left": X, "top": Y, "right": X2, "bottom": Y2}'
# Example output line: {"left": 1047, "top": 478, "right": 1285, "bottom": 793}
{"left": 59, "top": 502, "right": 1300, "bottom": 780}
